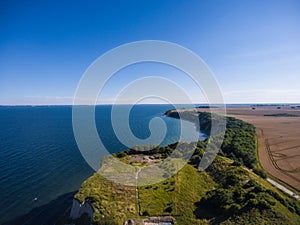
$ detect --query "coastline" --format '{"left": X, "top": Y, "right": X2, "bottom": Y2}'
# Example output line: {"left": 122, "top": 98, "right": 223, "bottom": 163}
{"left": 59, "top": 106, "right": 300, "bottom": 224}
{"left": 166, "top": 107, "right": 300, "bottom": 198}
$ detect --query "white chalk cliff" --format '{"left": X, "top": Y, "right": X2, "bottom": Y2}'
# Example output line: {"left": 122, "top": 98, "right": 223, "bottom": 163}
{"left": 69, "top": 198, "right": 94, "bottom": 220}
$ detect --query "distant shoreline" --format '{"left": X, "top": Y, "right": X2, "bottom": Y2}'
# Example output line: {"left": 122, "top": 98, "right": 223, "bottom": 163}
{"left": 1, "top": 103, "right": 300, "bottom": 107}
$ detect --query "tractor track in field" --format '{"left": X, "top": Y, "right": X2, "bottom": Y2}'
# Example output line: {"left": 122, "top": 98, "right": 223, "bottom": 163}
{"left": 259, "top": 128, "right": 300, "bottom": 182}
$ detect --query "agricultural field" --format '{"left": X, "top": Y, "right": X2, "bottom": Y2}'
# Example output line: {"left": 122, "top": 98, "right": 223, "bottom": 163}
{"left": 202, "top": 105, "right": 300, "bottom": 191}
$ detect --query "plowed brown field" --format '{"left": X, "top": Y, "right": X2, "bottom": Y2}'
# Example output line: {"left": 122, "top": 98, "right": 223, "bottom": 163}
{"left": 200, "top": 106, "right": 300, "bottom": 191}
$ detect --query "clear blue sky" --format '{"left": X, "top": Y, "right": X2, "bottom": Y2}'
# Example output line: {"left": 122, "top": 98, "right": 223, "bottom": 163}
{"left": 1, "top": 0, "right": 300, "bottom": 105}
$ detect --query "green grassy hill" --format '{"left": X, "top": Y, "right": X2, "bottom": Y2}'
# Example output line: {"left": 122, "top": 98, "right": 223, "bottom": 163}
{"left": 72, "top": 150, "right": 300, "bottom": 225}
{"left": 68, "top": 111, "right": 300, "bottom": 225}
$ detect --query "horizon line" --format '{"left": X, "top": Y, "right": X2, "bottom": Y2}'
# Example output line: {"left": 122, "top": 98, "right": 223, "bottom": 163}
{"left": 1, "top": 103, "right": 300, "bottom": 107}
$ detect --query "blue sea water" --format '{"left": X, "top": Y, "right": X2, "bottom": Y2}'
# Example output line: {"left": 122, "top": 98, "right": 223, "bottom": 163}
{"left": 0, "top": 104, "right": 206, "bottom": 225}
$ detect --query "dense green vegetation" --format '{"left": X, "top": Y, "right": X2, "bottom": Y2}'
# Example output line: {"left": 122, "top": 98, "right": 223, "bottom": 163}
{"left": 220, "top": 116, "right": 257, "bottom": 169}
{"left": 70, "top": 110, "right": 300, "bottom": 225}
{"left": 193, "top": 155, "right": 300, "bottom": 224}
{"left": 264, "top": 113, "right": 300, "bottom": 117}
{"left": 166, "top": 110, "right": 258, "bottom": 170}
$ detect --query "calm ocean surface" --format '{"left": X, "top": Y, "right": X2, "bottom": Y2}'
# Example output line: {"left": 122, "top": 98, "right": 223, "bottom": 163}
{"left": 0, "top": 104, "right": 206, "bottom": 225}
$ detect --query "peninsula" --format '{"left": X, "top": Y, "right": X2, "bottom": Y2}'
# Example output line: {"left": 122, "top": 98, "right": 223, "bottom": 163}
{"left": 59, "top": 109, "right": 300, "bottom": 225}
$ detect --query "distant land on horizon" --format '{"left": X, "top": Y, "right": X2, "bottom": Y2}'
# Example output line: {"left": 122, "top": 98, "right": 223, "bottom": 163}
{"left": 1, "top": 103, "right": 300, "bottom": 107}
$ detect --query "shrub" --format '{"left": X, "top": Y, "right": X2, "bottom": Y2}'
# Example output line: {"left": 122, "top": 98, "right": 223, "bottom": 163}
{"left": 253, "top": 168, "right": 267, "bottom": 178}
{"left": 228, "top": 203, "right": 242, "bottom": 213}
{"left": 116, "top": 151, "right": 126, "bottom": 158}
{"left": 142, "top": 210, "right": 150, "bottom": 216}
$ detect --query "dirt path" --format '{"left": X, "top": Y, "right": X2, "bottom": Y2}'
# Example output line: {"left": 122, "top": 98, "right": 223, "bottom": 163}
{"left": 267, "top": 178, "right": 300, "bottom": 200}
{"left": 135, "top": 167, "right": 141, "bottom": 216}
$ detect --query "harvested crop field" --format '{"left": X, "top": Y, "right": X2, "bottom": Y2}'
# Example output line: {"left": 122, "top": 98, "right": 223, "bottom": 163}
{"left": 199, "top": 105, "right": 300, "bottom": 191}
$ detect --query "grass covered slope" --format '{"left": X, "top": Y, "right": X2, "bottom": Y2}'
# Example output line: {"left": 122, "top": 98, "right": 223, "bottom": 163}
{"left": 72, "top": 111, "right": 300, "bottom": 225}
{"left": 75, "top": 174, "right": 137, "bottom": 224}
{"left": 138, "top": 163, "right": 215, "bottom": 224}
{"left": 74, "top": 149, "right": 300, "bottom": 225}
